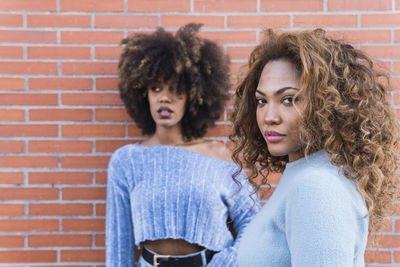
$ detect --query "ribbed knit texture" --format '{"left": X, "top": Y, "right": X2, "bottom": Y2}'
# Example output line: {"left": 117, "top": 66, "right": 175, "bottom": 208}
{"left": 106, "top": 144, "right": 259, "bottom": 267}
{"left": 238, "top": 150, "right": 369, "bottom": 267}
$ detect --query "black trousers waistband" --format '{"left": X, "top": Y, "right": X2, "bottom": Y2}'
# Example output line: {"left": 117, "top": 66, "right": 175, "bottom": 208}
{"left": 142, "top": 246, "right": 217, "bottom": 267}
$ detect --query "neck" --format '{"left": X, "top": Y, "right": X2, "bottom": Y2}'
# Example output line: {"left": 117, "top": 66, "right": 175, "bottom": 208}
{"left": 149, "top": 126, "right": 186, "bottom": 146}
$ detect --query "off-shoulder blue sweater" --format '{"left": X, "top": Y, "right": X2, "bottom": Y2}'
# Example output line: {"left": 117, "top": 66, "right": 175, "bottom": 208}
{"left": 106, "top": 144, "right": 259, "bottom": 267}
{"left": 238, "top": 150, "right": 369, "bottom": 267}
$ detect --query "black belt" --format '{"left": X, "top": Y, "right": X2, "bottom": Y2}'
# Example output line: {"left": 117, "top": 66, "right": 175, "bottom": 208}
{"left": 142, "top": 246, "right": 217, "bottom": 267}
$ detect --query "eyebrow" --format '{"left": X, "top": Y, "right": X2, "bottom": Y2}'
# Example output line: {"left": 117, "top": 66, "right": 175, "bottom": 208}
{"left": 255, "top": 86, "right": 300, "bottom": 96}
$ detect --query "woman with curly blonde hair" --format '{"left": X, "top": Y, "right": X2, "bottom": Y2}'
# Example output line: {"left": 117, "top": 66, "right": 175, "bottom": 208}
{"left": 230, "top": 28, "right": 398, "bottom": 266}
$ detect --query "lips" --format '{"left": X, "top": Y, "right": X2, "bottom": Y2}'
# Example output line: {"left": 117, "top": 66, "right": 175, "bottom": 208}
{"left": 157, "top": 106, "right": 173, "bottom": 118}
{"left": 264, "top": 130, "right": 285, "bottom": 142}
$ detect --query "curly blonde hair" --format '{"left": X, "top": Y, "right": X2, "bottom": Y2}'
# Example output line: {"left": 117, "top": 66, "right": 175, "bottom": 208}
{"left": 230, "top": 28, "right": 399, "bottom": 233}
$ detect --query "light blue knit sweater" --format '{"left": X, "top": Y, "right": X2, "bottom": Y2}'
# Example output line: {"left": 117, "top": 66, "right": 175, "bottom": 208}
{"left": 238, "top": 150, "right": 369, "bottom": 267}
{"left": 106, "top": 144, "right": 259, "bottom": 267}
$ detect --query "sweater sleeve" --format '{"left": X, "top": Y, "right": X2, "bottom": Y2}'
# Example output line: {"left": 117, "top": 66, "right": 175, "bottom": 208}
{"left": 285, "top": 174, "right": 367, "bottom": 267}
{"left": 208, "top": 171, "right": 260, "bottom": 267}
{"left": 105, "top": 153, "right": 135, "bottom": 267}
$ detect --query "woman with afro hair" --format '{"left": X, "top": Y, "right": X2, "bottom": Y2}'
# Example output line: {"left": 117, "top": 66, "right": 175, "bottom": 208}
{"left": 230, "top": 29, "right": 399, "bottom": 266}
{"left": 106, "top": 23, "right": 259, "bottom": 267}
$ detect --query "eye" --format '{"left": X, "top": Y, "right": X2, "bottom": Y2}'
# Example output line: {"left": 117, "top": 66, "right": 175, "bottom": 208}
{"left": 282, "top": 96, "right": 294, "bottom": 105}
{"left": 150, "top": 86, "right": 161, "bottom": 92}
{"left": 256, "top": 97, "right": 267, "bottom": 106}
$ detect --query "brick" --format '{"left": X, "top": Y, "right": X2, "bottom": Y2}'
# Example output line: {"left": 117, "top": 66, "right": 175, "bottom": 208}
{"left": 96, "top": 204, "right": 106, "bottom": 216}
{"left": 394, "top": 62, "right": 400, "bottom": 74}
{"left": 127, "top": 125, "right": 142, "bottom": 137}
{"left": 0, "top": 236, "right": 24, "bottom": 248}
{"left": 30, "top": 204, "right": 93, "bottom": 216}
{"left": 95, "top": 108, "right": 131, "bottom": 121}
{"left": 398, "top": 0, "right": 400, "bottom": 10}
{"left": 0, "top": 14, "right": 23, "bottom": 27}
{"left": 365, "top": 250, "right": 392, "bottom": 263}
{"left": 95, "top": 234, "right": 105, "bottom": 246}
{"left": 0, "top": 93, "right": 57, "bottom": 105}
{"left": 0, "top": 156, "right": 57, "bottom": 168}
{"left": 62, "top": 62, "right": 118, "bottom": 75}
{"left": 0, "top": 141, "right": 25, "bottom": 154}
{"left": 27, "top": 15, "right": 91, "bottom": 28}
{"left": 28, "top": 140, "right": 92, "bottom": 153}
{"left": 61, "top": 31, "right": 123, "bottom": 44}
{"left": 32, "top": 265, "right": 90, "bottom": 267}
{"left": 62, "top": 93, "right": 123, "bottom": 106}
{"left": 0, "top": 109, "right": 25, "bottom": 121}
{"left": 0, "top": 204, "right": 24, "bottom": 216}
{"left": 96, "top": 78, "right": 119, "bottom": 91}
{"left": 162, "top": 15, "right": 224, "bottom": 28}
{"left": 28, "top": 46, "right": 91, "bottom": 59}
{"left": 361, "top": 46, "right": 400, "bottom": 59}
{"left": 31, "top": 265, "right": 90, "bottom": 267}
{"left": 205, "top": 124, "right": 231, "bottom": 137}
{"left": 227, "top": 46, "right": 255, "bottom": 60}
{"left": 62, "top": 125, "right": 124, "bottom": 137}
{"left": 0, "top": 30, "right": 56, "bottom": 43}
{"left": 62, "top": 219, "right": 105, "bottom": 232}
{"left": 61, "top": 249, "right": 105, "bottom": 262}
{"left": 61, "top": 156, "right": 110, "bottom": 169}
{"left": 0, "top": 250, "right": 57, "bottom": 263}
{"left": 362, "top": 14, "right": 400, "bottom": 27}
{"left": 95, "top": 172, "right": 107, "bottom": 184}
{"left": 394, "top": 93, "right": 400, "bottom": 105}
{"left": 374, "top": 61, "right": 391, "bottom": 74}
{"left": 0, "top": 0, "right": 56, "bottom": 11}
{"left": 328, "top": 0, "right": 391, "bottom": 11}
{"left": 0, "top": 125, "right": 58, "bottom": 137}
{"left": 200, "top": 31, "right": 256, "bottom": 44}
{"left": 96, "top": 140, "right": 135, "bottom": 153}
{"left": 29, "top": 234, "right": 92, "bottom": 247}
{"left": 395, "top": 30, "right": 400, "bottom": 43}
{"left": 0, "top": 78, "right": 24, "bottom": 90}
{"left": 29, "top": 109, "right": 92, "bottom": 121}
{"left": 194, "top": 0, "right": 256, "bottom": 12}
{"left": 0, "top": 46, "right": 23, "bottom": 59}
{"left": 29, "top": 171, "right": 92, "bottom": 185}
{"left": 0, "top": 172, "right": 24, "bottom": 185}
{"left": 62, "top": 187, "right": 106, "bottom": 200}
{"left": 230, "top": 62, "right": 247, "bottom": 78}
{"left": 381, "top": 218, "right": 394, "bottom": 232}
{"left": 128, "top": 0, "right": 190, "bottom": 12}
{"left": 227, "top": 15, "right": 290, "bottom": 28}
{"left": 95, "top": 15, "right": 158, "bottom": 28}
{"left": 29, "top": 77, "right": 92, "bottom": 91}
{"left": 61, "top": 0, "right": 123, "bottom": 12}
{"left": 95, "top": 46, "right": 123, "bottom": 60}
{"left": 395, "top": 250, "right": 400, "bottom": 262}
{"left": 261, "top": 0, "right": 323, "bottom": 11}
{"left": 0, "top": 219, "right": 58, "bottom": 232}
{"left": 0, "top": 62, "right": 57, "bottom": 75}
{"left": 294, "top": 15, "right": 358, "bottom": 28}
{"left": 0, "top": 188, "right": 58, "bottom": 200}
{"left": 375, "top": 234, "right": 400, "bottom": 248}
{"left": 328, "top": 30, "right": 391, "bottom": 44}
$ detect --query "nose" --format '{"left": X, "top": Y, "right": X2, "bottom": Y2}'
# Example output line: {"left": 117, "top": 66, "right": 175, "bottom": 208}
{"left": 159, "top": 88, "right": 172, "bottom": 103}
{"left": 263, "top": 104, "right": 281, "bottom": 125}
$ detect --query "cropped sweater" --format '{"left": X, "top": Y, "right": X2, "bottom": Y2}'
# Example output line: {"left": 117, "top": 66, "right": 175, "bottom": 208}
{"left": 238, "top": 150, "right": 369, "bottom": 267}
{"left": 106, "top": 144, "right": 259, "bottom": 267}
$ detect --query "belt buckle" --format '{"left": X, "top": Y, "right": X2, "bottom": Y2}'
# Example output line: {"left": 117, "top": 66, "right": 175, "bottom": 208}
{"left": 153, "top": 254, "right": 171, "bottom": 267}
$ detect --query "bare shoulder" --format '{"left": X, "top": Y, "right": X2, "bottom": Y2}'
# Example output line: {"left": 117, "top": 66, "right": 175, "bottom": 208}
{"left": 194, "top": 140, "right": 233, "bottom": 162}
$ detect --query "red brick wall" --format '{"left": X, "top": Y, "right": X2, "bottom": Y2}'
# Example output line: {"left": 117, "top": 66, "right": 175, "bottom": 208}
{"left": 0, "top": 0, "right": 399, "bottom": 266}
